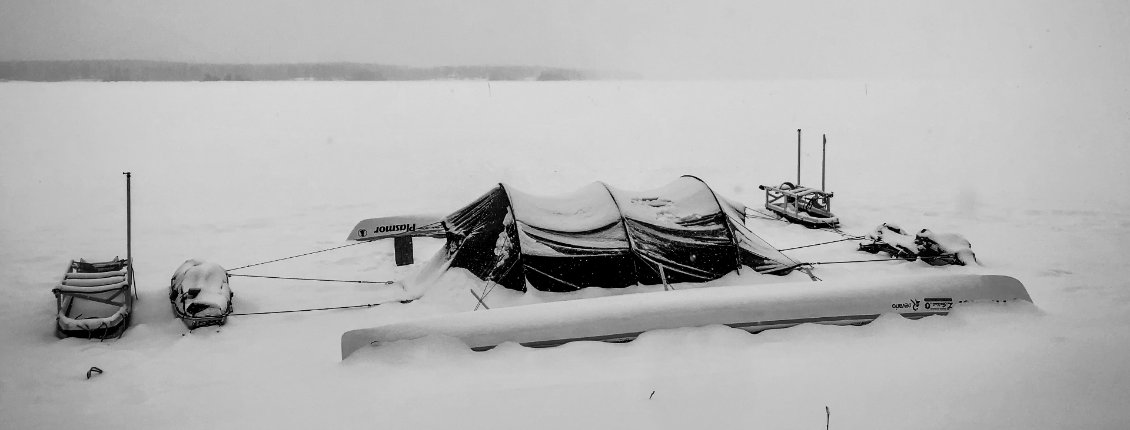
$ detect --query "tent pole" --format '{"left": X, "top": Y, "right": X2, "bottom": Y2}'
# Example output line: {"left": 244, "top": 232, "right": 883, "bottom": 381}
{"left": 822, "top": 134, "right": 827, "bottom": 191}
{"left": 123, "top": 172, "right": 134, "bottom": 298}
{"left": 598, "top": 182, "right": 642, "bottom": 287}
{"left": 796, "top": 129, "right": 802, "bottom": 186}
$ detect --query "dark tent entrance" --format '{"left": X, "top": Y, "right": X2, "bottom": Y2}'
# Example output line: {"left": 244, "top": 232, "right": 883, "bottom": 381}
{"left": 441, "top": 176, "right": 797, "bottom": 293}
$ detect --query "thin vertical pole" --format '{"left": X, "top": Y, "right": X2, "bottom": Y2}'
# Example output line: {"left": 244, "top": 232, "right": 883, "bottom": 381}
{"left": 123, "top": 172, "right": 134, "bottom": 297}
{"left": 796, "top": 129, "right": 802, "bottom": 186}
{"left": 822, "top": 134, "right": 827, "bottom": 191}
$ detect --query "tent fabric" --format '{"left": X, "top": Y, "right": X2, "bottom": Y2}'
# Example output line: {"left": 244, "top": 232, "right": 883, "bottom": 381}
{"left": 440, "top": 176, "right": 796, "bottom": 293}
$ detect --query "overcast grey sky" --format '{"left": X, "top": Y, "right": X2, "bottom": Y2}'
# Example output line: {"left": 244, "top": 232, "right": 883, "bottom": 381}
{"left": 1, "top": 0, "right": 1126, "bottom": 79}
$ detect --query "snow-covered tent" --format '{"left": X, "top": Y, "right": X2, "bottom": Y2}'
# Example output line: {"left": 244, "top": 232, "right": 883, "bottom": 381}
{"left": 438, "top": 176, "right": 797, "bottom": 292}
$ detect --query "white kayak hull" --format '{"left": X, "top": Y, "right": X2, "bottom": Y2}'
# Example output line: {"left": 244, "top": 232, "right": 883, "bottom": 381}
{"left": 341, "top": 274, "right": 1031, "bottom": 359}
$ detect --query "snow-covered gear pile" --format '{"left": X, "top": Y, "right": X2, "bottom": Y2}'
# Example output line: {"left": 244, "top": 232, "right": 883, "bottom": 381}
{"left": 858, "top": 223, "right": 919, "bottom": 259}
{"left": 423, "top": 176, "right": 797, "bottom": 293}
{"left": 858, "top": 223, "right": 977, "bottom": 266}
{"left": 915, "top": 229, "right": 978, "bottom": 266}
{"left": 170, "top": 259, "right": 233, "bottom": 329}
{"left": 53, "top": 257, "right": 135, "bottom": 339}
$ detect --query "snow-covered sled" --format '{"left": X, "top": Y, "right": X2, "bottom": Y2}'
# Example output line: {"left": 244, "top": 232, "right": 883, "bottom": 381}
{"left": 53, "top": 258, "right": 135, "bottom": 339}
{"left": 341, "top": 274, "right": 1031, "bottom": 358}
{"left": 758, "top": 182, "right": 839, "bottom": 228}
{"left": 859, "top": 223, "right": 977, "bottom": 265}
{"left": 170, "top": 260, "right": 234, "bottom": 329}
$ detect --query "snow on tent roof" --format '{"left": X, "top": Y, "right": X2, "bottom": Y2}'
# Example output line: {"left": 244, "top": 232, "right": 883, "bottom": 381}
{"left": 437, "top": 176, "right": 796, "bottom": 293}
{"left": 506, "top": 182, "right": 622, "bottom": 232}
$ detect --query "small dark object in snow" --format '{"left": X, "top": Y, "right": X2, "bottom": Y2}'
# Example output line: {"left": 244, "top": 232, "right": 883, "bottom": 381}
{"left": 649, "top": 390, "right": 656, "bottom": 399}
{"left": 86, "top": 366, "right": 103, "bottom": 379}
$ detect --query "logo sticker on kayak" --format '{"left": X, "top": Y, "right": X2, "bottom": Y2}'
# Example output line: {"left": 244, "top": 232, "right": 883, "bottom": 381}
{"left": 358, "top": 224, "right": 416, "bottom": 238}
{"left": 923, "top": 298, "right": 954, "bottom": 311}
{"left": 892, "top": 298, "right": 954, "bottom": 312}
{"left": 891, "top": 299, "right": 921, "bottom": 311}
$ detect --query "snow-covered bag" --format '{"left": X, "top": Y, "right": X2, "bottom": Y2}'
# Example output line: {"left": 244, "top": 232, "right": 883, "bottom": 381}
{"left": 170, "top": 259, "right": 233, "bottom": 322}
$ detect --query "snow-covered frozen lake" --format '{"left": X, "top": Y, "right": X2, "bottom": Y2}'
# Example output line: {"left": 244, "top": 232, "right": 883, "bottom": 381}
{"left": 1, "top": 80, "right": 1128, "bottom": 429}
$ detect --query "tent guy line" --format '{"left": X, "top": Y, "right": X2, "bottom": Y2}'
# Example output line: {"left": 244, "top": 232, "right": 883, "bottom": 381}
{"left": 778, "top": 237, "right": 865, "bottom": 252}
{"left": 226, "top": 274, "right": 396, "bottom": 285}
{"left": 225, "top": 241, "right": 374, "bottom": 272}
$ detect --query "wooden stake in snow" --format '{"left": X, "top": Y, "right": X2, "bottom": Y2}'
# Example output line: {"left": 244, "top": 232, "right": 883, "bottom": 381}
{"left": 796, "top": 129, "right": 802, "bottom": 186}
{"left": 826, "top": 406, "right": 830, "bottom": 430}
{"left": 470, "top": 288, "right": 491, "bottom": 310}
{"left": 822, "top": 134, "right": 827, "bottom": 192}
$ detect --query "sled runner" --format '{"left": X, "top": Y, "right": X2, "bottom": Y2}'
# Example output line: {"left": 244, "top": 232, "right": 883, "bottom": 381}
{"left": 53, "top": 258, "right": 135, "bottom": 339}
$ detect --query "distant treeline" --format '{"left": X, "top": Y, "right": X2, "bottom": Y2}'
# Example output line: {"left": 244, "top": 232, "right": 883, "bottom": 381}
{"left": 0, "top": 60, "right": 636, "bottom": 82}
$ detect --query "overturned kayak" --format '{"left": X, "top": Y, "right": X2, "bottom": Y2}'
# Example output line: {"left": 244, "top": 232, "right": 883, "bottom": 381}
{"left": 54, "top": 258, "right": 135, "bottom": 340}
{"left": 170, "top": 260, "right": 234, "bottom": 329}
{"left": 341, "top": 274, "right": 1031, "bottom": 359}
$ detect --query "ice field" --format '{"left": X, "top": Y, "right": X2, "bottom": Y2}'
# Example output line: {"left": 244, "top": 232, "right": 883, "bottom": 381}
{"left": 1, "top": 80, "right": 1129, "bottom": 429}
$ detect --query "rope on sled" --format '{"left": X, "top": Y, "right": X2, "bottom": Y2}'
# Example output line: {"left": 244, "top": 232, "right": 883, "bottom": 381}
{"left": 227, "top": 274, "right": 395, "bottom": 285}
{"left": 227, "top": 241, "right": 373, "bottom": 272}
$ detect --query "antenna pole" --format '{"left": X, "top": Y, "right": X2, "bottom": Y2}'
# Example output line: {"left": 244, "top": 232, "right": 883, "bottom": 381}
{"left": 822, "top": 134, "right": 827, "bottom": 191}
{"left": 796, "top": 129, "right": 802, "bottom": 185}
{"left": 123, "top": 172, "right": 134, "bottom": 296}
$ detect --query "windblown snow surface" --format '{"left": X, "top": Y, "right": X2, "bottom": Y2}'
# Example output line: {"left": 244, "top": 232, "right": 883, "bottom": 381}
{"left": 1, "top": 80, "right": 1129, "bottom": 429}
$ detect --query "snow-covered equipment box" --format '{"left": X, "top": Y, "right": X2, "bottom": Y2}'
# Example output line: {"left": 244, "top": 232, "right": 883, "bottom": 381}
{"left": 758, "top": 182, "right": 839, "bottom": 228}
{"left": 859, "top": 224, "right": 977, "bottom": 266}
{"left": 53, "top": 258, "right": 135, "bottom": 339}
{"left": 169, "top": 260, "right": 234, "bottom": 329}
{"left": 353, "top": 176, "right": 798, "bottom": 293}
{"left": 342, "top": 274, "right": 1032, "bottom": 358}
